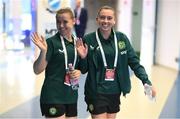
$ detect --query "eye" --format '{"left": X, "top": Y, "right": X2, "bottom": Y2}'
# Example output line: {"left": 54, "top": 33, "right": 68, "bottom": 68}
{"left": 107, "top": 16, "right": 113, "bottom": 20}
{"left": 99, "top": 16, "right": 113, "bottom": 21}
{"left": 99, "top": 16, "right": 106, "bottom": 20}
{"left": 63, "top": 20, "right": 68, "bottom": 24}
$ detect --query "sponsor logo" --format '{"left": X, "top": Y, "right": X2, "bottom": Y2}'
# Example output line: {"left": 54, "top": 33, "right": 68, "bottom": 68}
{"left": 43, "top": 0, "right": 61, "bottom": 13}
{"left": 90, "top": 45, "right": 94, "bottom": 50}
{"left": 59, "top": 49, "right": 64, "bottom": 53}
{"left": 120, "top": 50, "right": 127, "bottom": 55}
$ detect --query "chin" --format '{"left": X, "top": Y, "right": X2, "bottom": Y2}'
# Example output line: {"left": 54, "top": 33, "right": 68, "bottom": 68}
{"left": 60, "top": 32, "right": 67, "bottom": 36}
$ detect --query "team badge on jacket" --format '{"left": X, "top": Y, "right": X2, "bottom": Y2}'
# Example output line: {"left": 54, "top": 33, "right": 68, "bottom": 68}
{"left": 118, "top": 41, "right": 126, "bottom": 50}
{"left": 89, "top": 104, "right": 94, "bottom": 111}
{"left": 49, "top": 107, "right": 57, "bottom": 115}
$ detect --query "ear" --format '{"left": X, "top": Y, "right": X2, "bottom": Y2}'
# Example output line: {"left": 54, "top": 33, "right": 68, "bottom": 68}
{"left": 96, "top": 17, "right": 98, "bottom": 22}
{"left": 96, "top": 17, "right": 99, "bottom": 24}
{"left": 113, "top": 20, "right": 116, "bottom": 25}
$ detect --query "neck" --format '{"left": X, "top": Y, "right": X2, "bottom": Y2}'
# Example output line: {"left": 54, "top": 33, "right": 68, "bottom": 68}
{"left": 65, "top": 35, "right": 73, "bottom": 42}
{"left": 100, "top": 29, "right": 111, "bottom": 40}
{"left": 62, "top": 33, "right": 73, "bottom": 42}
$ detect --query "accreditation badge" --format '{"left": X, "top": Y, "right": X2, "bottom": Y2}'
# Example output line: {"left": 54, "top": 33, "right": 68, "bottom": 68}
{"left": 105, "top": 69, "right": 115, "bottom": 81}
{"left": 64, "top": 73, "right": 71, "bottom": 86}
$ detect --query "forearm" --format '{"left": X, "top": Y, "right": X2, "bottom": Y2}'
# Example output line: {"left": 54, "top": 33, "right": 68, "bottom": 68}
{"left": 33, "top": 51, "right": 48, "bottom": 74}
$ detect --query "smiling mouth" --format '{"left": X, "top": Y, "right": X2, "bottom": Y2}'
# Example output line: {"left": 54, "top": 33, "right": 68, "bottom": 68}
{"left": 103, "top": 25, "right": 108, "bottom": 27}
{"left": 102, "top": 25, "right": 109, "bottom": 29}
{"left": 60, "top": 28, "right": 66, "bottom": 32}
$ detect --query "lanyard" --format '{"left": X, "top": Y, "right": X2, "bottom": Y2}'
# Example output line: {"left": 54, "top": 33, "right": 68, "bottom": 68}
{"left": 60, "top": 35, "right": 77, "bottom": 70}
{"left": 95, "top": 30, "right": 118, "bottom": 68}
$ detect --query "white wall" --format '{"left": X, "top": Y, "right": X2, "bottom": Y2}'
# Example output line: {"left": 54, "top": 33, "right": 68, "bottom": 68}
{"left": 37, "top": 1, "right": 56, "bottom": 38}
{"left": 156, "top": 0, "right": 180, "bottom": 70}
{"left": 140, "top": 0, "right": 156, "bottom": 71}
{"left": 0, "top": 0, "right": 2, "bottom": 33}
{"left": 117, "top": 0, "right": 132, "bottom": 40}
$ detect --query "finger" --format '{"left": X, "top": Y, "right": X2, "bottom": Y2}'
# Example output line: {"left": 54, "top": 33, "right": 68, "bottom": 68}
{"left": 41, "top": 36, "right": 47, "bottom": 46}
{"left": 80, "top": 38, "right": 84, "bottom": 45}
{"left": 30, "top": 33, "right": 38, "bottom": 44}
{"left": 31, "top": 32, "right": 40, "bottom": 43}
{"left": 34, "top": 33, "right": 44, "bottom": 43}
{"left": 85, "top": 44, "right": 88, "bottom": 51}
{"left": 41, "top": 36, "right": 46, "bottom": 41}
{"left": 33, "top": 32, "right": 39, "bottom": 40}
{"left": 152, "top": 90, "right": 156, "bottom": 97}
{"left": 79, "top": 38, "right": 84, "bottom": 46}
{"left": 76, "top": 39, "right": 80, "bottom": 47}
{"left": 73, "top": 70, "right": 80, "bottom": 76}
{"left": 71, "top": 70, "right": 77, "bottom": 76}
{"left": 76, "top": 38, "right": 83, "bottom": 47}
{"left": 39, "top": 34, "right": 46, "bottom": 43}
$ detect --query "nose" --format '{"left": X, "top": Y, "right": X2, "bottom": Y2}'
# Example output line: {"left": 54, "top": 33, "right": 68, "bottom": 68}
{"left": 60, "top": 23, "right": 64, "bottom": 28}
{"left": 104, "top": 18, "right": 108, "bottom": 22}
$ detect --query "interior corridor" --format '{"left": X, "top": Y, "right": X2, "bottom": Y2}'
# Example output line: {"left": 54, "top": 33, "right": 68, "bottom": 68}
{"left": 0, "top": 48, "right": 179, "bottom": 119}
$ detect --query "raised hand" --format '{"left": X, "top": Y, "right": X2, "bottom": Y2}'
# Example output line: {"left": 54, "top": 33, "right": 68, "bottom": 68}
{"left": 76, "top": 38, "right": 88, "bottom": 59}
{"left": 31, "top": 32, "right": 47, "bottom": 52}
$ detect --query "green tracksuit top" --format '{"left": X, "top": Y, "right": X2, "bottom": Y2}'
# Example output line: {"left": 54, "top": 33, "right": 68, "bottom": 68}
{"left": 40, "top": 32, "right": 83, "bottom": 104}
{"left": 82, "top": 29, "right": 152, "bottom": 103}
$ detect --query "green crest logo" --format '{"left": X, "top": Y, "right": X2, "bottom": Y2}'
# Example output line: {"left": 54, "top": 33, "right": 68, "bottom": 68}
{"left": 118, "top": 41, "right": 126, "bottom": 49}
{"left": 49, "top": 107, "right": 57, "bottom": 115}
{"left": 89, "top": 104, "right": 94, "bottom": 111}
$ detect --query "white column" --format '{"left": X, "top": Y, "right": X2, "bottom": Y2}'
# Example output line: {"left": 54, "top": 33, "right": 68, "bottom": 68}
{"left": 117, "top": 0, "right": 132, "bottom": 40}
{"left": 140, "top": 0, "right": 156, "bottom": 72}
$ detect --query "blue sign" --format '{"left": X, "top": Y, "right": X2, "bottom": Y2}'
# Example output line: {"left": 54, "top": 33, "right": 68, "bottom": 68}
{"left": 46, "top": 0, "right": 61, "bottom": 13}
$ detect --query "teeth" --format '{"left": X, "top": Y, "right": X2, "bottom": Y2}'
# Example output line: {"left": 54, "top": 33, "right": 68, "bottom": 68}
{"left": 102, "top": 26, "right": 108, "bottom": 29}
{"left": 102, "top": 25, "right": 108, "bottom": 27}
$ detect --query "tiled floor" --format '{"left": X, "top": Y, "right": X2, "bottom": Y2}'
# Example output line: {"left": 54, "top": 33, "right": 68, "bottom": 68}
{"left": 0, "top": 49, "right": 179, "bottom": 119}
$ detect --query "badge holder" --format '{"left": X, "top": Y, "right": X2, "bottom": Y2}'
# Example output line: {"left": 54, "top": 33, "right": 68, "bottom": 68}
{"left": 105, "top": 69, "right": 115, "bottom": 81}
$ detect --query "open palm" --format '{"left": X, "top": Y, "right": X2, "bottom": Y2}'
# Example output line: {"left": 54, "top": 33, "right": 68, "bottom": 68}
{"left": 76, "top": 38, "right": 88, "bottom": 59}
{"left": 31, "top": 32, "right": 47, "bottom": 52}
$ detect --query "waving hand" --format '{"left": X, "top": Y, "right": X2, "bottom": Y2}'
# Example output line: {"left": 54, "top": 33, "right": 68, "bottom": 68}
{"left": 31, "top": 32, "right": 47, "bottom": 52}
{"left": 76, "top": 38, "right": 88, "bottom": 59}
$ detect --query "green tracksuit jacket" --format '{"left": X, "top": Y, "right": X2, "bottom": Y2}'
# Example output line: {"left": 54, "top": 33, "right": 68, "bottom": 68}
{"left": 81, "top": 29, "right": 152, "bottom": 103}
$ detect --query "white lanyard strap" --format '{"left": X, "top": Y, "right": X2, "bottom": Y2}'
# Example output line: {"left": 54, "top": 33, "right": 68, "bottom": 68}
{"left": 60, "top": 35, "right": 77, "bottom": 70}
{"left": 95, "top": 30, "right": 118, "bottom": 68}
